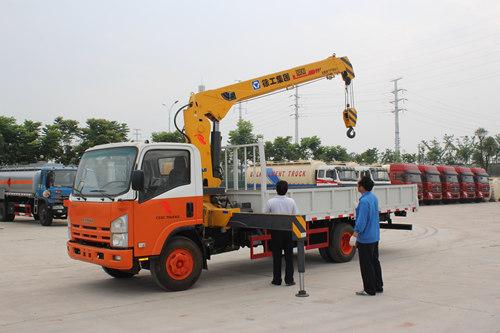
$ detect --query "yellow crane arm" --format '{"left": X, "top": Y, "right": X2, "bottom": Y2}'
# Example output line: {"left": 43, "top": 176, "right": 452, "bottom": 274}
{"left": 181, "top": 55, "right": 356, "bottom": 188}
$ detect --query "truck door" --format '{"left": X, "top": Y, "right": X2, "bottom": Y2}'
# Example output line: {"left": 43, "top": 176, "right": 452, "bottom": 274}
{"left": 133, "top": 148, "right": 203, "bottom": 257}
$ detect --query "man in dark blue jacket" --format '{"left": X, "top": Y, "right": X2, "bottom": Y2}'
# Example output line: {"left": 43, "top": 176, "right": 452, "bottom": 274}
{"left": 351, "top": 176, "right": 383, "bottom": 296}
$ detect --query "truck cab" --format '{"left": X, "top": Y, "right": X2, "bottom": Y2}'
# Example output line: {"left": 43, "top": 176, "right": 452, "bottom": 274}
{"left": 470, "top": 167, "right": 490, "bottom": 202}
{"left": 317, "top": 164, "right": 358, "bottom": 187}
{"left": 386, "top": 164, "right": 423, "bottom": 201}
{"left": 356, "top": 165, "right": 391, "bottom": 185}
{"left": 436, "top": 165, "right": 460, "bottom": 202}
{"left": 454, "top": 166, "right": 476, "bottom": 202}
{"left": 417, "top": 165, "right": 442, "bottom": 203}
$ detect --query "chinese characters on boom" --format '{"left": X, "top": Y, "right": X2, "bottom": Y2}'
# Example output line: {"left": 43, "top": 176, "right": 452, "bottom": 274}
{"left": 261, "top": 72, "right": 291, "bottom": 88}
{"left": 254, "top": 67, "right": 323, "bottom": 90}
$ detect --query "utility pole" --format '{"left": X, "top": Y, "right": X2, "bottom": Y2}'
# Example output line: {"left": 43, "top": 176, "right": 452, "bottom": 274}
{"left": 238, "top": 102, "right": 243, "bottom": 122}
{"left": 133, "top": 129, "right": 141, "bottom": 142}
{"left": 390, "top": 78, "right": 406, "bottom": 156}
{"left": 293, "top": 86, "right": 300, "bottom": 144}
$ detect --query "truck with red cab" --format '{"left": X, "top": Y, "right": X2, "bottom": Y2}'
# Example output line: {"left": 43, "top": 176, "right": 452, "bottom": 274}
{"left": 417, "top": 165, "right": 442, "bottom": 203}
{"left": 385, "top": 164, "right": 423, "bottom": 201}
{"left": 436, "top": 165, "right": 460, "bottom": 203}
{"left": 470, "top": 167, "right": 490, "bottom": 202}
{"left": 454, "top": 166, "right": 476, "bottom": 202}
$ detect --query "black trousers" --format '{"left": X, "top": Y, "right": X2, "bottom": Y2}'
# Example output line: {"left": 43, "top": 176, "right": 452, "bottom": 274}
{"left": 270, "top": 230, "right": 294, "bottom": 284}
{"left": 357, "top": 241, "right": 383, "bottom": 295}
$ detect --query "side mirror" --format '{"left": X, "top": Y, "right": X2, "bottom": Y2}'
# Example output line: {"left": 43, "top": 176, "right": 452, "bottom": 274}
{"left": 131, "top": 170, "right": 145, "bottom": 192}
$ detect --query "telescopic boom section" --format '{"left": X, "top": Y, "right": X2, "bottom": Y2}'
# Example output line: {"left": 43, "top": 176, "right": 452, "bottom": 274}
{"left": 182, "top": 55, "right": 355, "bottom": 189}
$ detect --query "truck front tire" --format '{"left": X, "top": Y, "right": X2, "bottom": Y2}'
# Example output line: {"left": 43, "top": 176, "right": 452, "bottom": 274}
{"left": 150, "top": 236, "right": 203, "bottom": 291}
{"left": 38, "top": 203, "right": 53, "bottom": 226}
{"left": 319, "top": 222, "right": 356, "bottom": 263}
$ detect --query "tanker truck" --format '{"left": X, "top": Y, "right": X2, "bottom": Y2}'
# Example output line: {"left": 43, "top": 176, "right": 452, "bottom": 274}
{"left": 244, "top": 161, "right": 358, "bottom": 188}
{"left": 0, "top": 164, "right": 76, "bottom": 226}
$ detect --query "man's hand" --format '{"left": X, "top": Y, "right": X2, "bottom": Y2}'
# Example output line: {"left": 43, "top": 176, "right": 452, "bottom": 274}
{"left": 349, "top": 235, "right": 357, "bottom": 247}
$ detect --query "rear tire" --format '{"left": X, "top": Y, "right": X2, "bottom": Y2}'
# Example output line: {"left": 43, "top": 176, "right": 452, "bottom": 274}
{"left": 102, "top": 266, "right": 139, "bottom": 278}
{"left": 150, "top": 236, "right": 203, "bottom": 291}
{"left": 318, "top": 222, "right": 356, "bottom": 263}
{"left": 38, "top": 203, "right": 53, "bottom": 226}
{"left": 0, "top": 204, "right": 14, "bottom": 222}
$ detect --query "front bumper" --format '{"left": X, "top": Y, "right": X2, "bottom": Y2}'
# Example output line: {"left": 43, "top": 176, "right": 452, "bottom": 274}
{"left": 67, "top": 241, "right": 133, "bottom": 270}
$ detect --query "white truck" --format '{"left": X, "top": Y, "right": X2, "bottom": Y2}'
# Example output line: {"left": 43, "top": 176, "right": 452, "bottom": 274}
{"left": 244, "top": 160, "right": 360, "bottom": 188}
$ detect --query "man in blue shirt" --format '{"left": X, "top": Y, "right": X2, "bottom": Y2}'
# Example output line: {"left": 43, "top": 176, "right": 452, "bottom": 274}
{"left": 351, "top": 176, "right": 383, "bottom": 296}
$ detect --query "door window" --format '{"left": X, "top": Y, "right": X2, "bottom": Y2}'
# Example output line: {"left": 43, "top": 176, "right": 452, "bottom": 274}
{"left": 140, "top": 150, "right": 190, "bottom": 202}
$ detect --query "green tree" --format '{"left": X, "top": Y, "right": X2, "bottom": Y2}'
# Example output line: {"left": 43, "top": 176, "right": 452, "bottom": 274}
{"left": 151, "top": 131, "right": 185, "bottom": 143}
{"left": 39, "top": 124, "right": 63, "bottom": 162}
{"left": 53, "top": 117, "right": 81, "bottom": 165}
{"left": 353, "top": 148, "right": 379, "bottom": 164}
{"left": 264, "top": 136, "right": 302, "bottom": 161}
{"left": 317, "top": 145, "right": 350, "bottom": 162}
{"left": 401, "top": 153, "right": 417, "bottom": 163}
{"left": 76, "top": 118, "right": 129, "bottom": 157}
{"left": 472, "top": 128, "right": 499, "bottom": 170}
{"left": 421, "top": 139, "right": 444, "bottom": 164}
{"left": 299, "top": 136, "right": 322, "bottom": 160}
{"left": 228, "top": 120, "right": 257, "bottom": 145}
{"left": 0, "top": 116, "right": 20, "bottom": 165}
{"left": 16, "top": 120, "right": 42, "bottom": 164}
{"left": 380, "top": 149, "right": 400, "bottom": 164}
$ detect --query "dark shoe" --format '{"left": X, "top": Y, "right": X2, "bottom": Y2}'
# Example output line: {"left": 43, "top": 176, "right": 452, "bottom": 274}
{"left": 355, "top": 290, "right": 375, "bottom": 296}
{"left": 271, "top": 280, "right": 282, "bottom": 286}
{"left": 285, "top": 281, "right": 296, "bottom": 286}
{"left": 376, "top": 288, "right": 383, "bottom": 293}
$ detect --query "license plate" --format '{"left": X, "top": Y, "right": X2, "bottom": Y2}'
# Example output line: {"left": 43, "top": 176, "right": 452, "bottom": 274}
{"left": 52, "top": 205, "right": 64, "bottom": 210}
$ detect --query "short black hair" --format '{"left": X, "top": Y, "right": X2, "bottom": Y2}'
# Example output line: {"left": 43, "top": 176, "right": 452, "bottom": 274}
{"left": 358, "top": 176, "right": 374, "bottom": 191}
{"left": 276, "top": 180, "right": 288, "bottom": 195}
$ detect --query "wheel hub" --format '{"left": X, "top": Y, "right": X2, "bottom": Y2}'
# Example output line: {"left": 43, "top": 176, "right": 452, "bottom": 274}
{"left": 166, "top": 249, "right": 194, "bottom": 280}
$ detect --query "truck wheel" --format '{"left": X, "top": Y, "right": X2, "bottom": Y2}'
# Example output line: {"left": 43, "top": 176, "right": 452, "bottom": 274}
{"left": 38, "top": 203, "right": 53, "bottom": 226}
{"left": 150, "top": 236, "right": 203, "bottom": 291}
{"left": 102, "top": 266, "right": 139, "bottom": 278}
{"left": 0, "top": 204, "right": 14, "bottom": 222}
{"left": 319, "top": 223, "right": 356, "bottom": 263}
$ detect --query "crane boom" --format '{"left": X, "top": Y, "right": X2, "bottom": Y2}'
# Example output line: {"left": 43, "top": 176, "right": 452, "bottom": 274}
{"left": 180, "top": 55, "right": 356, "bottom": 189}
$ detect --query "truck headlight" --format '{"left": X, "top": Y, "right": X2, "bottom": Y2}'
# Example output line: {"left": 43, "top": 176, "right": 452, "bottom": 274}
{"left": 111, "top": 215, "right": 128, "bottom": 248}
{"left": 112, "top": 233, "right": 128, "bottom": 248}
{"left": 111, "top": 215, "right": 128, "bottom": 233}
{"left": 43, "top": 190, "right": 51, "bottom": 198}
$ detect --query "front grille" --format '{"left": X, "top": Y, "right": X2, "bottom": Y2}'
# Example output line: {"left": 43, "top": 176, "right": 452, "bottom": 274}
{"left": 71, "top": 224, "right": 111, "bottom": 245}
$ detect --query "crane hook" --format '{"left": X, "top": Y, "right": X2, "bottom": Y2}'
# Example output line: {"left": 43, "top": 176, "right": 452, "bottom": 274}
{"left": 346, "top": 127, "right": 355, "bottom": 139}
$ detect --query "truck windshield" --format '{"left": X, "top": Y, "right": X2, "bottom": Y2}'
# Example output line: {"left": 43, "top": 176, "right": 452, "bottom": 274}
{"left": 460, "top": 175, "right": 473, "bottom": 183}
{"left": 443, "top": 174, "right": 458, "bottom": 183}
{"left": 405, "top": 173, "right": 422, "bottom": 183}
{"left": 53, "top": 170, "right": 76, "bottom": 187}
{"left": 337, "top": 169, "right": 357, "bottom": 181}
{"left": 74, "top": 147, "right": 137, "bottom": 197}
{"left": 425, "top": 173, "right": 440, "bottom": 183}
{"left": 477, "top": 175, "right": 489, "bottom": 184}
{"left": 371, "top": 170, "right": 389, "bottom": 181}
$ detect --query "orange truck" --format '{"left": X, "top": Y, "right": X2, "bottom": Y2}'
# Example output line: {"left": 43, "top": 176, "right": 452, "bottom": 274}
{"left": 66, "top": 55, "right": 417, "bottom": 291}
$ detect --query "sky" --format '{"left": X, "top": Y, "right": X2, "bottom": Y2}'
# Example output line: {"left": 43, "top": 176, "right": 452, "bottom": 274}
{"left": 1, "top": 0, "right": 499, "bottom": 154}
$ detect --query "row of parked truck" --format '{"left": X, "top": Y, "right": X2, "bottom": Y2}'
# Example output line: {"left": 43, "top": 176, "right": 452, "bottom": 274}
{"left": 386, "top": 163, "right": 491, "bottom": 204}
{"left": 241, "top": 160, "right": 493, "bottom": 204}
